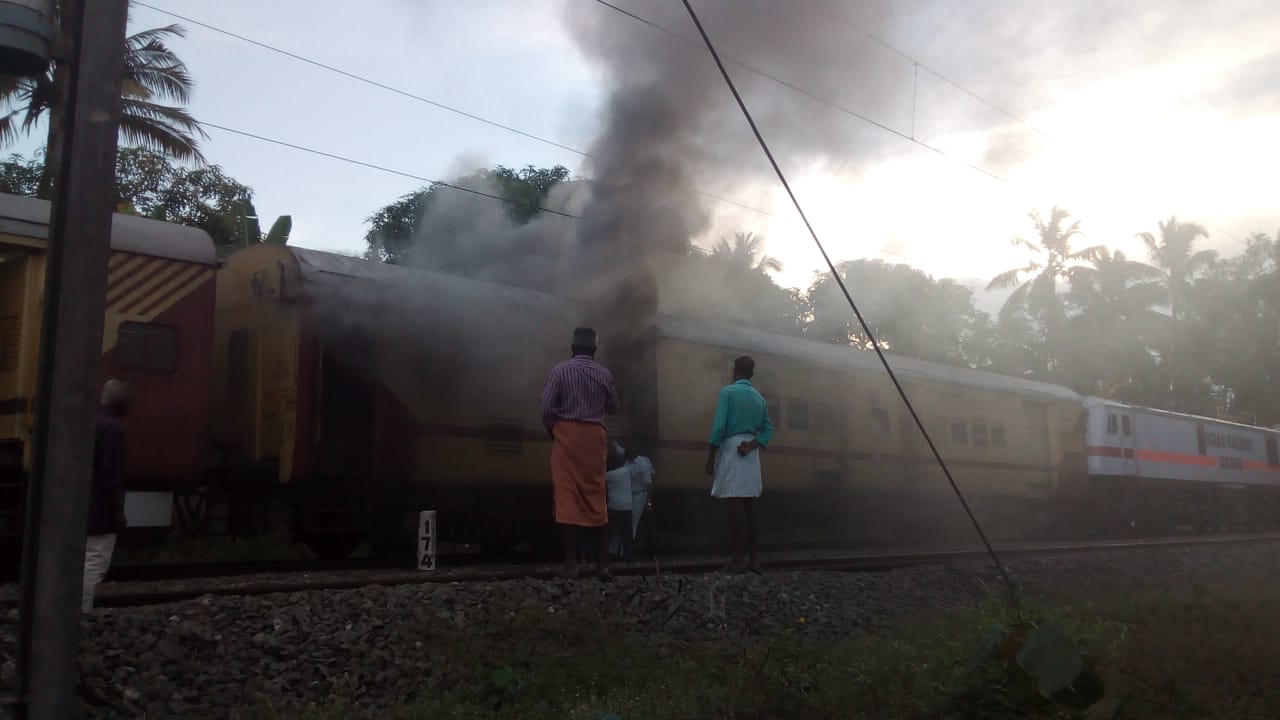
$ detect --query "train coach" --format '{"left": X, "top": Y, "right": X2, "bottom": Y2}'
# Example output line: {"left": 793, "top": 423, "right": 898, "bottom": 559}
{"left": 0, "top": 193, "right": 217, "bottom": 565}
{"left": 1080, "top": 397, "right": 1280, "bottom": 531}
{"left": 213, "top": 244, "right": 1093, "bottom": 557}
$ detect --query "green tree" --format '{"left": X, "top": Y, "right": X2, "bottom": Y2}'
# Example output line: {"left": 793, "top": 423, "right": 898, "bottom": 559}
{"left": 365, "top": 164, "right": 572, "bottom": 266}
{"left": 809, "top": 259, "right": 991, "bottom": 367}
{"left": 113, "top": 147, "right": 251, "bottom": 251}
{"left": 987, "top": 207, "right": 1104, "bottom": 377}
{"left": 1180, "top": 231, "right": 1280, "bottom": 422}
{"left": 0, "top": 19, "right": 204, "bottom": 197}
{"left": 708, "top": 231, "right": 783, "bottom": 273}
{"left": 0, "top": 152, "right": 41, "bottom": 196}
{"left": 1, "top": 148, "right": 260, "bottom": 254}
{"left": 666, "top": 241, "right": 806, "bottom": 337}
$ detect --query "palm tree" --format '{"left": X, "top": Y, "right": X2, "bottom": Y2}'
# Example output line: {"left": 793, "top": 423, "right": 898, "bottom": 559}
{"left": 709, "top": 231, "right": 783, "bottom": 273}
{"left": 987, "top": 207, "right": 1103, "bottom": 373}
{"left": 988, "top": 207, "right": 1103, "bottom": 319}
{"left": 1136, "top": 217, "right": 1216, "bottom": 323}
{"left": 1066, "top": 249, "right": 1164, "bottom": 327}
{"left": 1136, "top": 216, "right": 1217, "bottom": 409}
{"left": 0, "top": 19, "right": 205, "bottom": 197}
{"left": 1064, "top": 249, "right": 1166, "bottom": 394}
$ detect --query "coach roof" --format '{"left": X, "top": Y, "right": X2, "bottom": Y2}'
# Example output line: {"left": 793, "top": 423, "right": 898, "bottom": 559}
{"left": 0, "top": 192, "right": 216, "bottom": 265}
{"left": 287, "top": 247, "right": 1080, "bottom": 403}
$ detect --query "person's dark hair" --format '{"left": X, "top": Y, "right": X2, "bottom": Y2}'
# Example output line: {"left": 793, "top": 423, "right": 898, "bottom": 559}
{"left": 571, "top": 327, "right": 597, "bottom": 356}
{"left": 734, "top": 355, "right": 755, "bottom": 379}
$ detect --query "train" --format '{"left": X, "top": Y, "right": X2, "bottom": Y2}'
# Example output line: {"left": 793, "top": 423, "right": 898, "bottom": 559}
{"left": 2, "top": 191, "right": 1279, "bottom": 567}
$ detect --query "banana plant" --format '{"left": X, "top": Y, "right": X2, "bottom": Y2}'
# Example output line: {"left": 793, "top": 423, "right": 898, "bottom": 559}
{"left": 232, "top": 198, "right": 290, "bottom": 248}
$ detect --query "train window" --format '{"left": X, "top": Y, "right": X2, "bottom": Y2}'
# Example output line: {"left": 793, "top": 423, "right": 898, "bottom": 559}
{"left": 950, "top": 420, "right": 968, "bottom": 444}
{"left": 931, "top": 417, "right": 948, "bottom": 445}
{"left": 1121, "top": 415, "right": 1132, "bottom": 436}
{"left": 991, "top": 423, "right": 1007, "bottom": 448}
{"left": 0, "top": 314, "right": 17, "bottom": 372}
{"left": 1268, "top": 436, "right": 1279, "bottom": 467}
{"left": 485, "top": 420, "right": 523, "bottom": 456}
{"left": 767, "top": 402, "right": 780, "bottom": 427}
{"left": 813, "top": 402, "right": 835, "bottom": 434}
{"left": 1106, "top": 414, "right": 1118, "bottom": 435}
{"left": 787, "top": 400, "right": 810, "bottom": 431}
{"left": 116, "top": 322, "right": 177, "bottom": 374}
{"left": 228, "top": 328, "right": 249, "bottom": 394}
{"left": 972, "top": 421, "right": 988, "bottom": 447}
{"left": 870, "top": 407, "right": 890, "bottom": 436}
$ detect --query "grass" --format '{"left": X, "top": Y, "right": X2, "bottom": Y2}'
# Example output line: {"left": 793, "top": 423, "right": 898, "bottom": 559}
{"left": 238, "top": 578, "right": 1280, "bottom": 720}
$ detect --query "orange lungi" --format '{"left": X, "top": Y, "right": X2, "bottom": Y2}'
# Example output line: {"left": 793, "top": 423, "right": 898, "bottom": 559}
{"left": 551, "top": 420, "right": 608, "bottom": 527}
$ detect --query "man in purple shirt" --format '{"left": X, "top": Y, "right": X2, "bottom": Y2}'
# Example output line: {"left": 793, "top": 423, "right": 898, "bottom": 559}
{"left": 83, "top": 379, "right": 131, "bottom": 612}
{"left": 539, "top": 327, "right": 619, "bottom": 579}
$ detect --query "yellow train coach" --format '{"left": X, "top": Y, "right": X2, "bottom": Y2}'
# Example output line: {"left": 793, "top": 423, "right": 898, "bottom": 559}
{"left": 215, "top": 244, "right": 1084, "bottom": 557}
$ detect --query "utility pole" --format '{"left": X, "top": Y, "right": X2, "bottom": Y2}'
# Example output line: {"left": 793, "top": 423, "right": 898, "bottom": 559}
{"left": 14, "top": 0, "right": 129, "bottom": 717}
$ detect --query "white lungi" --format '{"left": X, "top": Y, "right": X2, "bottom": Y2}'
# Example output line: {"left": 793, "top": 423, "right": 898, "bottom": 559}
{"left": 710, "top": 433, "right": 763, "bottom": 498}
{"left": 82, "top": 533, "right": 117, "bottom": 612}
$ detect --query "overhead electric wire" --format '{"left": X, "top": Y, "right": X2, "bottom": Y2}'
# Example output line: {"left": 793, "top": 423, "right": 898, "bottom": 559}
{"left": 680, "top": 0, "right": 1018, "bottom": 598}
{"left": 201, "top": 122, "right": 581, "bottom": 219}
{"left": 134, "top": 1, "right": 770, "bottom": 219}
{"left": 590, "top": 0, "right": 1009, "bottom": 183}
{"left": 131, "top": 1, "right": 944, "bottom": 263}
{"left": 202, "top": 120, "right": 931, "bottom": 263}
{"left": 820, "top": 7, "right": 1055, "bottom": 140}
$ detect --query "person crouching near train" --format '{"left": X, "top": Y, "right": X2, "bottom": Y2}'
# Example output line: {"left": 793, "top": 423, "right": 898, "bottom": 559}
{"left": 705, "top": 356, "right": 772, "bottom": 574}
{"left": 604, "top": 441, "right": 636, "bottom": 562}
{"left": 608, "top": 446, "right": 654, "bottom": 561}
{"left": 84, "top": 379, "right": 131, "bottom": 612}
{"left": 580, "top": 440, "right": 628, "bottom": 562}
{"left": 539, "top": 327, "right": 620, "bottom": 580}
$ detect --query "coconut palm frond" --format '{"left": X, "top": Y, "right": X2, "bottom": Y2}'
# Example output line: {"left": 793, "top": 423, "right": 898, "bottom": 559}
{"left": 118, "top": 98, "right": 206, "bottom": 164}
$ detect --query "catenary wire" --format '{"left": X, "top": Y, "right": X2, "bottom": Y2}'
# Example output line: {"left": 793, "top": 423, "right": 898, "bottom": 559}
{"left": 200, "top": 122, "right": 581, "bottom": 219}
{"left": 139, "top": 2, "right": 1245, "bottom": 255}
{"left": 680, "top": 0, "right": 1019, "bottom": 598}
{"left": 133, "top": 1, "right": 771, "bottom": 219}
{"left": 202, "top": 121, "right": 928, "bottom": 264}
{"left": 589, "top": 0, "right": 1009, "bottom": 183}
{"left": 133, "top": 1, "right": 981, "bottom": 263}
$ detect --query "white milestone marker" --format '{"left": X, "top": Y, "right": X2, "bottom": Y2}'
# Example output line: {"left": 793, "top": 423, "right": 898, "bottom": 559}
{"left": 418, "top": 510, "right": 437, "bottom": 571}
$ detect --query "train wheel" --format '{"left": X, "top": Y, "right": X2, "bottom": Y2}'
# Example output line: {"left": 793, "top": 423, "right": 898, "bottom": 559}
{"left": 304, "top": 533, "right": 362, "bottom": 561}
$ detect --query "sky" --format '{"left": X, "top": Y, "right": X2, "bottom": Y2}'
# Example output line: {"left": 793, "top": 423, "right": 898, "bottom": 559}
{"left": 9, "top": 0, "right": 1279, "bottom": 313}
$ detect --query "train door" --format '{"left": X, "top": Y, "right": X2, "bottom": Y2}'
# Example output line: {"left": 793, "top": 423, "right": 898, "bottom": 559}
{"left": 1119, "top": 410, "right": 1137, "bottom": 476}
{"left": 316, "top": 339, "right": 375, "bottom": 473}
{"left": 897, "top": 383, "right": 920, "bottom": 482}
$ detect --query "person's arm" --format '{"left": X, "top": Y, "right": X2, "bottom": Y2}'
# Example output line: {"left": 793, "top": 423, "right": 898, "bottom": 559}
{"left": 605, "top": 370, "right": 620, "bottom": 417}
{"left": 706, "top": 388, "right": 729, "bottom": 474}
{"left": 737, "top": 399, "right": 773, "bottom": 456}
{"left": 539, "top": 368, "right": 561, "bottom": 438}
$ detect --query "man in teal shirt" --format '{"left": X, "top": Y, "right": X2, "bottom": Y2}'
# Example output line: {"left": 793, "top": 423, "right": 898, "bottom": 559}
{"left": 705, "top": 356, "right": 772, "bottom": 573}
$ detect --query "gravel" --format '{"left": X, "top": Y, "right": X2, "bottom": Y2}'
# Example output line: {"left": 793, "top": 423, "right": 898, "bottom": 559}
{"left": 3, "top": 541, "right": 1278, "bottom": 719}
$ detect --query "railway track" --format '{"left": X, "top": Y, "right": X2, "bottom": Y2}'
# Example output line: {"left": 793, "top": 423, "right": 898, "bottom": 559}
{"left": 58, "top": 531, "right": 1280, "bottom": 608}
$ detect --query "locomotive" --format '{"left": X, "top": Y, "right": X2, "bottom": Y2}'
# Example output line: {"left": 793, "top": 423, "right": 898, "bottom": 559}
{"left": 2, "top": 191, "right": 1278, "bottom": 568}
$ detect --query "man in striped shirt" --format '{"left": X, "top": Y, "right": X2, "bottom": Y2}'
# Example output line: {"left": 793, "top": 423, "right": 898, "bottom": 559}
{"left": 539, "top": 327, "right": 620, "bottom": 579}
